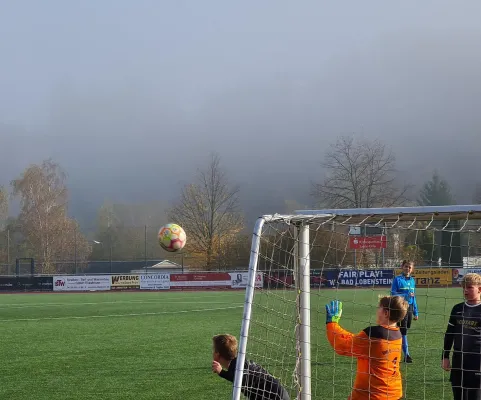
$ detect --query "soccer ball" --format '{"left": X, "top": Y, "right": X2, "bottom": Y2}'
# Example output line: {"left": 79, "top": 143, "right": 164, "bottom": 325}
{"left": 158, "top": 223, "right": 186, "bottom": 252}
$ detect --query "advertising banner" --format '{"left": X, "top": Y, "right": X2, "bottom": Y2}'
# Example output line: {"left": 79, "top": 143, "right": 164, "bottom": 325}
{"left": 32, "top": 276, "right": 54, "bottom": 291}
{"left": 110, "top": 275, "right": 140, "bottom": 289}
{"left": 53, "top": 275, "right": 111, "bottom": 292}
{"left": 0, "top": 277, "right": 52, "bottom": 292}
{"left": 0, "top": 277, "right": 22, "bottom": 291}
{"left": 229, "top": 272, "right": 263, "bottom": 289}
{"left": 451, "top": 268, "right": 481, "bottom": 284}
{"left": 311, "top": 270, "right": 334, "bottom": 288}
{"left": 313, "top": 270, "right": 339, "bottom": 288}
{"left": 139, "top": 274, "right": 170, "bottom": 290}
{"left": 264, "top": 272, "right": 294, "bottom": 288}
{"left": 395, "top": 268, "right": 452, "bottom": 287}
{"left": 337, "top": 269, "right": 394, "bottom": 287}
{"left": 349, "top": 236, "right": 387, "bottom": 250}
{"left": 169, "top": 273, "right": 232, "bottom": 288}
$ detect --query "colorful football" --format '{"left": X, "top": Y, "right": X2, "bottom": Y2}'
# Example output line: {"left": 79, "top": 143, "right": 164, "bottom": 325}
{"left": 158, "top": 223, "right": 186, "bottom": 252}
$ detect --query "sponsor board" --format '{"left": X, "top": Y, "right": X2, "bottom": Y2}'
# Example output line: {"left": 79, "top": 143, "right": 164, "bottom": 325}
{"left": 349, "top": 236, "right": 387, "bottom": 250}
{"left": 111, "top": 275, "right": 140, "bottom": 289}
{"left": 139, "top": 274, "right": 170, "bottom": 290}
{"left": 170, "top": 273, "right": 232, "bottom": 288}
{"left": 336, "top": 269, "right": 393, "bottom": 287}
{"left": 395, "top": 268, "right": 452, "bottom": 287}
{"left": 311, "top": 270, "right": 331, "bottom": 288}
{"left": 452, "top": 268, "right": 481, "bottom": 284}
{"left": 53, "top": 275, "right": 111, "bottom": 291}
{"left": 0, "top": 276, "right": 53, "bottom": 292}
{"left": 264, "top": 272, "right": 294, "bottom": 288}
{"left": 230, "top": 272, "right": 263, "bottom": 289}
{"left": 32, "top": 276, "right": 54, "bottom": 291}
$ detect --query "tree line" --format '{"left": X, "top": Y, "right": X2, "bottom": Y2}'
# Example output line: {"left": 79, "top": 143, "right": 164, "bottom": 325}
{"left": 0, "top": 135, "right": 479, "bottom": 274}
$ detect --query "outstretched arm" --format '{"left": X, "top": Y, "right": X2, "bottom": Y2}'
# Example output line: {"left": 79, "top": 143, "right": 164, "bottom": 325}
{"left": 326, "top": 323, "right": 370, "bottom": 358}
{"left": 325, "top": 300, "right": 370, "bottom": 358}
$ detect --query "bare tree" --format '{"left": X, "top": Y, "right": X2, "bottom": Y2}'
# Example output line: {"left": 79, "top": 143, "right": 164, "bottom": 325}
{"left": 312, "top": 136, "right": 410, "bottom": 208}
{"left": 169, "top": 153, "right": 243, "bottom": 269}
{"left": 11, "top": 159, "right": 90, "bottom": 273}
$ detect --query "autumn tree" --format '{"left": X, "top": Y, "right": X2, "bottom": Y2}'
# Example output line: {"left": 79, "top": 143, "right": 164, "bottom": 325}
{"left": 312, "top": 135, "right": 410, "bottom": 208}
{"left": 10, "top": 159, "right": 90, "bottom": 273}
{"left": 169, "top": 153, "right": 244, "bottom": 269}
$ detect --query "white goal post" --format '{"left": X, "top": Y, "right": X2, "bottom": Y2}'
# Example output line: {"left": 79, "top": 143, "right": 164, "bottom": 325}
{"left": 233, "top": 205, "right": 481, "bottom": 400}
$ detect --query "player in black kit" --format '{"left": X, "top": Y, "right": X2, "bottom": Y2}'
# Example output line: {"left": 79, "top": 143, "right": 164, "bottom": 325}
{"left": 212, "top": 334, "right": 290, "bottom": 400}
{"left": 442, "top": 272, "right": 481, "bottom": 400}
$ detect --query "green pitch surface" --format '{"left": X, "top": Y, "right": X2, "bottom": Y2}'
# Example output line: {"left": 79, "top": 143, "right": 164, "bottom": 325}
{"left": 0, "top": 288, "right": 462, "bottom": 399}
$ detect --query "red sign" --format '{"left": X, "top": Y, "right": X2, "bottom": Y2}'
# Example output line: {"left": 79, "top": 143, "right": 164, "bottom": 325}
{"left": 349, "top": 235, "right": 387, "bottom": 250}
{"left": 169, "top": 273, "right": 232, "bottom": 288}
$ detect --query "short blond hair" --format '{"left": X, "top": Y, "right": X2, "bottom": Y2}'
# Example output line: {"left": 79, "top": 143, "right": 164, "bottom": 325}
{"left": 462, "top": 273, "right": 481, "bottom": 287}
{"left": 213, "top": 334, "right": 238, "bottom": 361}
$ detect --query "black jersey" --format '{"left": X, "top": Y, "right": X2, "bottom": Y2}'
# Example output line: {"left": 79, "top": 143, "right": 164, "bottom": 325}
{"left": 443, "top": 302, "right": 481, "bottom": 388}
{"left": 219, "top": 357, "right": 290, "bottom": 400}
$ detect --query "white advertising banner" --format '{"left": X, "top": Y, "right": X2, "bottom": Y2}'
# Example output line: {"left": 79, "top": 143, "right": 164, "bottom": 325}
{"left": 139, "top": 274, "right": 170, "bottom": 290}
{"left": 230, "top": 272, "right": 263, "bottom": 289}
{"left": 53, "top": 275, "right": 111, "bottom": 292}
{"left": 452, "top": 268, "right": 481, "bottom": 283}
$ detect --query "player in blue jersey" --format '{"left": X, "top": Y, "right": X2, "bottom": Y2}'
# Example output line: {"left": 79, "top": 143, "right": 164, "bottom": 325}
{"left": 390, "top": 260, "right": 418, "bottom": 363}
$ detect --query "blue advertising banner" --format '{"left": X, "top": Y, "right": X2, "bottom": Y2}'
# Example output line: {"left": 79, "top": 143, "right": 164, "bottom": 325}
{"left": 336, "top": 269, "right": 394, "bottom": 287}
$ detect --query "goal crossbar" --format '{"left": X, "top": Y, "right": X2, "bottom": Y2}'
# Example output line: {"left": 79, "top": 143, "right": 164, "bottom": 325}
{"left": 294, "top": 205, "right": 481, "bottom": 223}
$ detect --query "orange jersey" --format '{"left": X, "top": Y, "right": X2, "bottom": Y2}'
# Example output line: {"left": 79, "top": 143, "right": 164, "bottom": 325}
{"left": 326, "top": 322, "right": 403, "bottom": 400}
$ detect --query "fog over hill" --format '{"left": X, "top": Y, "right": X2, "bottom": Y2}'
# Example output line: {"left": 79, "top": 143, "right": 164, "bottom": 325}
{"left": 1, "top": 1, "right": 481, "bottom": 230}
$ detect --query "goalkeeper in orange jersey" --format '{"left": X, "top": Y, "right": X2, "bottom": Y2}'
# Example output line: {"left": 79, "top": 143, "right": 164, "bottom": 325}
{"left": 325, "top": 296, "right": 408, "bottom": 400}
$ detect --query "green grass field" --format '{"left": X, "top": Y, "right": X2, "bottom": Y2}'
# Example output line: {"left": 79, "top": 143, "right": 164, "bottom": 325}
{"left": 0, "top": 288, "right": 463, "bottom": 399}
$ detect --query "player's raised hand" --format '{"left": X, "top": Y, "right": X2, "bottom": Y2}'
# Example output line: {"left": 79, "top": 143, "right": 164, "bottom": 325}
{"left": 325, "top": 300, "right": 343, "bottom": 324}
{"left": 441, "top": 358, "right": 451, "bottom": 371}
{"left": 212, "top": 360, "right": 222, "bottom": 374}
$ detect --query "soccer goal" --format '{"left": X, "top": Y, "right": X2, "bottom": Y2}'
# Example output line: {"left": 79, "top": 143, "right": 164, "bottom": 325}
{"left": 233, "top": 205, "right": 481, "bottom": 400}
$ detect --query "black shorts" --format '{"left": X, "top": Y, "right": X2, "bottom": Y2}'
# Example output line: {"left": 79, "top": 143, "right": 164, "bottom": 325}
{"left": 397, "top": 304, "right": 413, "bottom": 330}
{"left": 450, "top": 369, "right": 481, "bottom": 390}
{"left": 452, "top": 387, "right": 481, "bottom": 400}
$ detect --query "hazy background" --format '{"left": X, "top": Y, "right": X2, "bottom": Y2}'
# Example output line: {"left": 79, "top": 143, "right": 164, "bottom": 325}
{"left": 1, "top": 1, "right": 481, "bottom": 229}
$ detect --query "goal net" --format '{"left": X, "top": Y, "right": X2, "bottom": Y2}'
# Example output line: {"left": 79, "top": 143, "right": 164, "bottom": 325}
{"left": 233, "top": 205, "right": 481, "bottom": 400}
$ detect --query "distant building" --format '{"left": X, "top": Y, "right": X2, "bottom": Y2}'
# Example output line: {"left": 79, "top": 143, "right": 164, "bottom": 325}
{"left": 130, "top": 260, "right": 187, "bottom": 274}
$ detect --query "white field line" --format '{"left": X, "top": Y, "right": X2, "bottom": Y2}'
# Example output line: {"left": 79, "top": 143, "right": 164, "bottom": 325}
{"left": 0, "top": 300, "right": 242, "bottom": 309}
{"left": 0, "top": 305, "right": 244, "bottom": 323}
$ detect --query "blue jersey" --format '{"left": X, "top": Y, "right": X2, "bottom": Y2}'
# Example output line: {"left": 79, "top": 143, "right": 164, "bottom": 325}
{"left": 390, "top": 274, "right": 418, "bottom": 317}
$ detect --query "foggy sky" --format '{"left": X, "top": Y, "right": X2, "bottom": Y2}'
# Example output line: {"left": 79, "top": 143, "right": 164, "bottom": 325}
{"left": 1, "top": 1, "right": 481, "bottom": 228}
